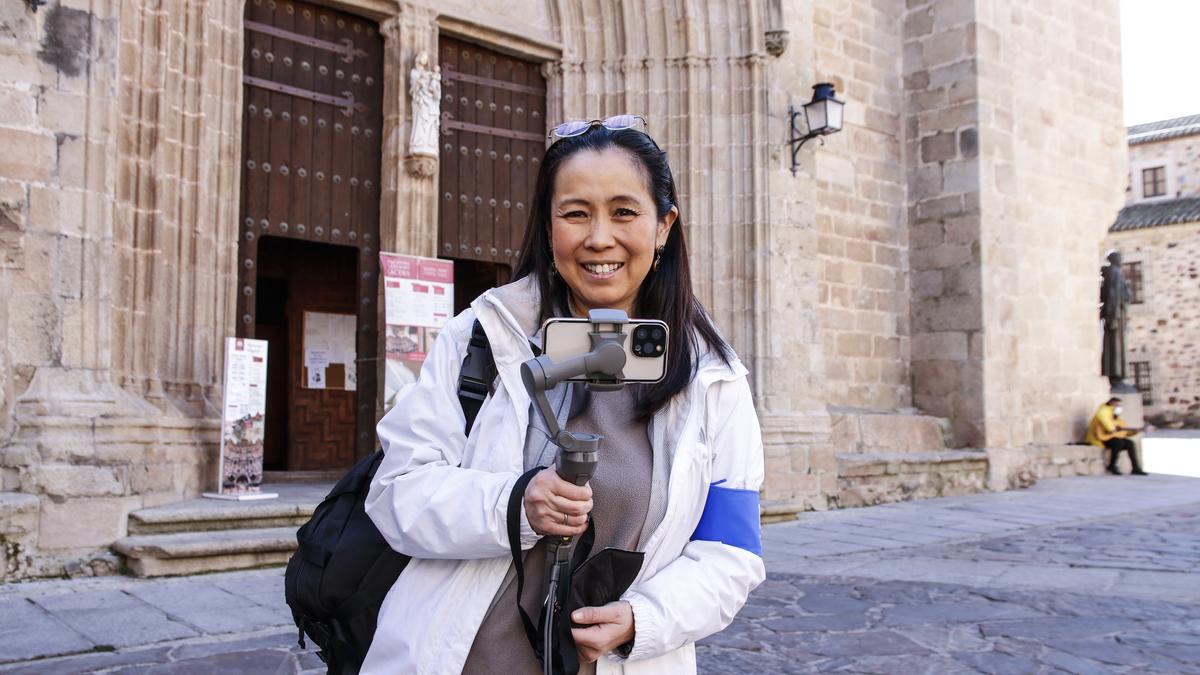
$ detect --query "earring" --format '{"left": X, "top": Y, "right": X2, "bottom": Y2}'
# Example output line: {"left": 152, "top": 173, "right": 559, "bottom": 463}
{"left": 652, "top": 244, "right": 665, "bottom": 272}
{"left": 550, "top": 260, "right": 559, "bottom": 277}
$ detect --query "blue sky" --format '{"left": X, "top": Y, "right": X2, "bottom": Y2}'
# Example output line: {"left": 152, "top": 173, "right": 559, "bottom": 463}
{"left": 1120, "top": 0, "right": 1200, "bottom": 126}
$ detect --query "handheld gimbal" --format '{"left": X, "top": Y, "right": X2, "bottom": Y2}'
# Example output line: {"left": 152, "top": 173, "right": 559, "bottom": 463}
{"left": 519, "top": 309, "right": 630, "bottom": 675}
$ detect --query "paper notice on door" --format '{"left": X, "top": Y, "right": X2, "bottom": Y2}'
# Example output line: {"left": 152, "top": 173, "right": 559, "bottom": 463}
{"left": 302, "top": 312, "right": 355, "bottom": 390}
{"left": 307, "top": 365, "right": 326, "bottom": 389}
{"left": 305, "top": 348, "right": 329, "bottom": 370}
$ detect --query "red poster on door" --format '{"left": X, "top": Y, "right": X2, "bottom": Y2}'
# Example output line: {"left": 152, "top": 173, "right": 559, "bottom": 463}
{"left": 380, "top": 253, "right": 454, "bottom": 408}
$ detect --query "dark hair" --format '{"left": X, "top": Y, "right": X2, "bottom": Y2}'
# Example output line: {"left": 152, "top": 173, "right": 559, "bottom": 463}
{"left": 513, "top": 126, "right": 734, "bottom": 421}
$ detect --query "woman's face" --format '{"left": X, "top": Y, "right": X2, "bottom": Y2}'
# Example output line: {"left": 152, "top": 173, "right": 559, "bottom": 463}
{"left": 550, "top": 148, "right": 677, "bottom": 316}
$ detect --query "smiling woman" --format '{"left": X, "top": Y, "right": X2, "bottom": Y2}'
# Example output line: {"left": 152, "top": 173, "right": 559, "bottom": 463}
{"left": 514, "top": 124, "right": 734, "bottom": 422}
{"left": 363, "top": 121, "right": 765, "bottom": 675}
{"left": 548, "top": 148, "right": 677, "bottom": 316}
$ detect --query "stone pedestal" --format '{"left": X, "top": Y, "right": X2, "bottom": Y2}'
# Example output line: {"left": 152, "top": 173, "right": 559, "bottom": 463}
{"left": 1, "top": 368, "right": 218, "bottom": 577}
{"left": 760, "top": 411, "right": 835, "bottom": 519}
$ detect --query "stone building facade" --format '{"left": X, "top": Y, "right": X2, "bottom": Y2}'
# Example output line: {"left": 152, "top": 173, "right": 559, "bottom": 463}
{"left": 0, "top": 0, "right": 1124, "bottom": 580}
{"left": 1105, "top": 115, "right": 1200, "bottom": 425}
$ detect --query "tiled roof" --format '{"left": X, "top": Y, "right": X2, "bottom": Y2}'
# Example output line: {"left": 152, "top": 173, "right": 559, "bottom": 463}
{"left": 1110, "top": 196, "right": 1200, "bottom": 232}
{"left": 1127, "top": 114, "right": 1200, "bottom": 145}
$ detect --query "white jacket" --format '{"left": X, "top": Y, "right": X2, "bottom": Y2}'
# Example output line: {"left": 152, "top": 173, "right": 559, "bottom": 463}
{"left": 363, "top": 279, "right": 766, "bottom": 674}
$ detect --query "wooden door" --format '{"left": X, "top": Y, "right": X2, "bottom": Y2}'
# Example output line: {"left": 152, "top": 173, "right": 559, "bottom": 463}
{"left": 437, "top": 37, "right": 548, "bottom": 311}
{"left": 237, "top": 0, "right": 384, "bottom": 469}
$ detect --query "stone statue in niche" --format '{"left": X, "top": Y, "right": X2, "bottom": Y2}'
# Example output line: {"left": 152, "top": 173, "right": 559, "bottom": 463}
{"left": 1100, "top": 250, "right": 1132, "bottom": 386}
{"left": 406, "top": 50, "right": 441, "bottom": 177}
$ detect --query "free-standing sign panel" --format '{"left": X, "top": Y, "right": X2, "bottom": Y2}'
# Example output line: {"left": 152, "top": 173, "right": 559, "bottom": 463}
{"left": 206, "top": 337, "right": 276, "bottom": 500}
{"left": 380, "top": 253, "right": 454, "bottom": 408}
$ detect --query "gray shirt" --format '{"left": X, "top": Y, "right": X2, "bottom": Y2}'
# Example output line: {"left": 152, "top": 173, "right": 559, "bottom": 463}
{"left": 462, "top": 384, "right": 652, "bottom": 674}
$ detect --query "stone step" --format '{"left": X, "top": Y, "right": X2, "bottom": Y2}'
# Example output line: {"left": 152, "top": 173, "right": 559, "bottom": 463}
{"left": 112, "top": 526, "right": 298, "bottom": 577}
{"left": 829, "top": 409, "right": 954, "bottom": 455}
{"left": 835, "top": 450, "right": 989, "bottom": 509}
{"left": 126, "top": 483, "right": 330, "bottom": 534}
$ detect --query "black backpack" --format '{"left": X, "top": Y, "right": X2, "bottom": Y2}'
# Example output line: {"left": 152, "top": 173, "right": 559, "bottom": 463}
{"left": 285, "top": 320, "right": 496, "bottom": 674}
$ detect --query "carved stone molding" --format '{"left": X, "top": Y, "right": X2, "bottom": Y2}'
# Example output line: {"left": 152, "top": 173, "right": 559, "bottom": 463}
{"left": 765, "top": 29, "right": 789, "bottom": 57}
{"left": 403, "top": 154, "right": 438, "bottom": 177}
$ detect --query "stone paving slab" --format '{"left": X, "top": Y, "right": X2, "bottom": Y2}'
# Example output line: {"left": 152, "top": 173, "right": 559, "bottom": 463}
{"left": 0, "top": 597, "right": 93, "bottom": 663}
{"left": 30, "top": 589, "right": 199, "bottom": 649}
{"left": 0, "top": 570, "right": 289, "bottom": 666}
{"left": 124, "top": 579, "right": 286, "bottom": 634}
{"left": 0, "top": 628, "right": 321, "bottom": 675}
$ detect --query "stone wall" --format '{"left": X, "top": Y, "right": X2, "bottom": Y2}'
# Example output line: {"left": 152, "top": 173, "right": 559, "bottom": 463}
{"left": 976, "top": 0, "right": 1124, "bottom": 446}
{"left": 0, "top": 1, "right": 231, "bottom": 578}
{"left": 902, "top": 0, "right": 1122, "bottom": 447}
{"left": 812, "top": 0, "right": 910, "bottom": 411}
{"left": 902, "top": 0, "right": 986, "bottom": 447}
{"left": 1108, "top": 221, "right": 1200, "bottom": 421}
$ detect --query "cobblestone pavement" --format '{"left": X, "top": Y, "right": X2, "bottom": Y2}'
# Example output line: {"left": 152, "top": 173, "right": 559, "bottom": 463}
{"left": 1, "top": 475, "right": 1197, "bottom": 673}
{"left": 698, "top": 574, "right": 1200, "bottom": 674}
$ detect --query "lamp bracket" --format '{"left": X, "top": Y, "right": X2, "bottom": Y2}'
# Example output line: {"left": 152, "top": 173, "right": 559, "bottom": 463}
{"left": 788, "top": 105, "right": 827, "bottom": 176}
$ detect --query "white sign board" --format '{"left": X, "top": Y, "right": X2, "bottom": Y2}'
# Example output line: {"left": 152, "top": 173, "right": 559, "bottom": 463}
{"left": 207, "top": 337, "right": 275, "bottom": 500}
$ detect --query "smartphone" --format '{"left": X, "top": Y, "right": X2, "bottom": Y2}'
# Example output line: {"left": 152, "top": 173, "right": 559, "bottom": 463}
{"left": 541, "top": 317, "right": 669, "bottom": 383}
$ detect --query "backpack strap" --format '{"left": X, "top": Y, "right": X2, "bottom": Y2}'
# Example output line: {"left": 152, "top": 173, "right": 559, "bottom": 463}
{"left": 458, "top": 319, "right": 497, "bottom": 437}
{"left": 508, "top": 466, "right": 546, "bottom": 654}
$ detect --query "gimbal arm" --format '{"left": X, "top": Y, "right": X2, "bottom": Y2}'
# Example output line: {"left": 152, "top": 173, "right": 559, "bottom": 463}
{"left": 519, "top": 309, "right": 629, "bottom": 477}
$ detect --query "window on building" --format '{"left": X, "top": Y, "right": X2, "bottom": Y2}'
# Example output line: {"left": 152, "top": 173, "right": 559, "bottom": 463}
{"left": 1123, "top": 261, "right": 1144, "bottom": 304}
{"left": 1142, "top": 166, "right": 1167, "bottom": 198}
{"left": 1131, "top": 361, "right": 1153, "bottom": 406}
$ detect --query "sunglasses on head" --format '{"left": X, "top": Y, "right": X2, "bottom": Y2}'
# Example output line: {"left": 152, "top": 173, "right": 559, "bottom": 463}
{"left": 548, "top": 114, "right": 649, "bottom": 140}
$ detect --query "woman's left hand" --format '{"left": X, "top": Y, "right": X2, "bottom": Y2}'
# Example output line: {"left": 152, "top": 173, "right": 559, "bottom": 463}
{"left": 571, "top": 601, "right": 635, "bottom": 663}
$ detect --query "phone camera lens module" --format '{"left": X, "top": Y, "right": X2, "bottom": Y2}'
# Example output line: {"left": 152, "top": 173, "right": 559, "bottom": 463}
{"left": 643, "top": 342, "right": 655, "bottom": 354}
{"left": 652, "top": 328, "right": 663, "bottom": 340}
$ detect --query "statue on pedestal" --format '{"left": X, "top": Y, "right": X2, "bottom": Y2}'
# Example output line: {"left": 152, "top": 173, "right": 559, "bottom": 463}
{"left": 407, "top": 51, "right": 441, "bottom": 176}
{"left": 1100, "top": 250, "right": 1132, "bottom": 387}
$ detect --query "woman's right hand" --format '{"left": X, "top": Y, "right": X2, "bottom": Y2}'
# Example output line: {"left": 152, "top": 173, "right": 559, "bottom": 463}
{"left": 523, "top": 467, "right": 593, "bottom": 537}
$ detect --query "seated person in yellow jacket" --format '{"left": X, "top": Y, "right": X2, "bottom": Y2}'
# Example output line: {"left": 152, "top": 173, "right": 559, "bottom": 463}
{"left": 1086, "top": 397, "right": 1147, "bottom": 475}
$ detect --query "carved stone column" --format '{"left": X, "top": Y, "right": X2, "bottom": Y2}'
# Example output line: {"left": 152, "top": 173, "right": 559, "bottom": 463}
{"left": 379, "top": 5, "right": 440, "bottom": 259}
{"left": 2, "top": 0, "right": 239, "bottom": 575}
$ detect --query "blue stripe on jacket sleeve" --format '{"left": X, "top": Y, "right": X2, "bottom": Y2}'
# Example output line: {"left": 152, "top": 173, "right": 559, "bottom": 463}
{"left": 690, "top": 483, "right": 762, "bottom": 555}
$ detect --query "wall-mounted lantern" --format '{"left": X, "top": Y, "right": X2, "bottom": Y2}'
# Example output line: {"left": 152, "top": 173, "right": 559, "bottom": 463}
{"left": 788, "top": 83, "right": 845, "bottom": 175}
{"left": 25, "top": 0, "right": 48, "bottom": 11}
